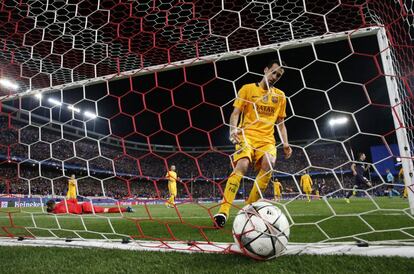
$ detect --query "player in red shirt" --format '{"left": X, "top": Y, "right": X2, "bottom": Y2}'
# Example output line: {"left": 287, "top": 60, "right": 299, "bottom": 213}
{"left": 46, "top": 199, "right": 133, "bottom": 214}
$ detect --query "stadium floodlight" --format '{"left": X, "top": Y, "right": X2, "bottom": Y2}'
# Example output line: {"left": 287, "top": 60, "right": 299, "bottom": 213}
{"left": 47, "top": 98, "right": 62, "bottom": 106}
{"left": 68, "top": 105, "right": 81, "bottom": 113}
{"left": 0, "top": 78, "right": 19, "bottom": 90}
{"left": 34, "top": 93, "right": 42, "bottom": 100}
{"left": 84, "top": 111, "right": 97, "bottom": 119}
{"left": 328, "top": 117, "right": 348, "bottom": 127}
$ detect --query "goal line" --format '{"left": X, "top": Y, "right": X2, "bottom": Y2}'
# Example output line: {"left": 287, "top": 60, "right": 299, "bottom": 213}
{"left": 1, "top": 238, "right": 414, "bottom": 258}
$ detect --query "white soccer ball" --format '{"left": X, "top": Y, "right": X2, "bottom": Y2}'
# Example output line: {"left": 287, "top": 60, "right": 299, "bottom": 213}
{"left": 232, "top": 201, "right": 290, "bottom": 260}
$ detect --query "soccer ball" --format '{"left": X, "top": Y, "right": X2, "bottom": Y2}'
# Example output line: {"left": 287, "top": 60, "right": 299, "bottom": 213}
{"left": 232, "top": 201, "right": 290, "bottom": 260}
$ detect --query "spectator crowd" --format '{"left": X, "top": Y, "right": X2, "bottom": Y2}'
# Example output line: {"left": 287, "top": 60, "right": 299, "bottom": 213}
{"left": 1, "top": 117, "right": 392, "bottom": 200}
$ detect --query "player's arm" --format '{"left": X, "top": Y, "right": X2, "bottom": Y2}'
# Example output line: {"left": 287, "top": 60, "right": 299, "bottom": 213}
{"left": 300, "top": 176, "right": 303, "bottom": 187}
{"left": 351, "top": 163, "right": 357, "bottom": 176}
{"left": 229, "top": 107, "right": 242, "bottom": 144}
{"left": 276, "top": 117, "right": 292, "bottom": 159}
{"left": 276, "top": 94, "right": 291, "bottom": 159}
{"left": 230, "top": 85, "right": 248, "bottom": 144}
{"left": 280, "top": 183, "right": 283, "bottom": 192}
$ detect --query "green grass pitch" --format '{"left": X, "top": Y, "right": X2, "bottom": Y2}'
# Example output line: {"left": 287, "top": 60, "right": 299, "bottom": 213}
{"left": 1, "top": 197, "right": 414, "bottom": 273}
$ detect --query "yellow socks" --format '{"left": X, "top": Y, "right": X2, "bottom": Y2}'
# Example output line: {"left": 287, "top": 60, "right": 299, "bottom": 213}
{"left": 168, "top": 195, "right": 175, "bottom": 205}
{"left": 218, "top": 171, "right": 243, "bottom": 216}
{"left": 246, "top": 169, "right": 272, "bottom": 204}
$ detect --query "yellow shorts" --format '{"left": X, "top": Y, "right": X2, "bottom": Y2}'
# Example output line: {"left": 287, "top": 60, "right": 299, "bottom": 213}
{"left": 303, "top": 186, "right": 312, "bottom": 194}
{"left": 168, "top": 182, "right": 177, "bottom": 196}
{"left": 274, "top": 191, "right": 281, "bottom": 196}
{"left": 234, "top": 141, "right": 276, "bottom": 170}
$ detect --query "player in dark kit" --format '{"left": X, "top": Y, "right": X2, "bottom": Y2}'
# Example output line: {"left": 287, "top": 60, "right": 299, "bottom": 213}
{"left": 345, "top": 153, "right": 372, "bottom": 203}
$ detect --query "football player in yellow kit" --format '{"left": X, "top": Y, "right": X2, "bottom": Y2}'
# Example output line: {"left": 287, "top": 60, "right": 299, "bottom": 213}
{"left": 399, "top": 168, "right": 408, "bottom": 198}
{"left": 214, "top": 60, "right": 292, "bottom": 228}
{"left": 66, "top": 174, "right": 77, "bottom": 199}
{"left": 273, "top": 178, "right": 283, "bottom": 202}
{"left": 300, "top": 170, "right": 313, "bottom": 202}
{"left": 165, "top": 165, "right": 178, "bottom": 207}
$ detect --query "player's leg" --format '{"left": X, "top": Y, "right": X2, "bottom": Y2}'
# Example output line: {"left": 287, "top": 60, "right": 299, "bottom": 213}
{"left": 345, "top": 185, "right": 357, "bottom": 203}
{"left": 345, "top": 177, "right": 361, "bottom": 203}
{"left": 214, "top": 142, "right": 253, "bottom": 227}
{"left": 165, "top": 183, "right": 172, "bottom": 207}
{"left": 81, "top": 202, "right": 102, "bottom": 214}
{"left": 215, "top": 158, "right": 249, "bottom": 222}
{"left": 170, "top": 183, "right": 177, "bottom": 205}
{"left": 390, "top": 186, "right": 400, "bottom": 197}
{"left": 106, "top": 207, "right": 131, "bottom": 213}
{"left": 275, "top": 191, "right": 280, "bottom": 202}
{"left": 303, "top": 186, "right": 310, "bottom": 202}
{"left": 245, "top": 145, "right": 276, "bottom": 204}
{"left": 403, "top": 187, "right": 408, "bottom": 198}
{"left": 166, "top": 182, "right": 177, "bottom": 206}
{"left": 89, "top": 206, "right": 123, "bottom": 213}
{"left": 91, "top": 205, "right": 105, "bottom": 213}
{"left": 388, "top": 186, "right": 393, "bottom": 198}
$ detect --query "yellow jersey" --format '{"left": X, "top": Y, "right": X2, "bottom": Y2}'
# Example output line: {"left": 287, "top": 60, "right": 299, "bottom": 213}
{"left": 300, "top": 174, "right": 312, "bottom": 187}
{"left": 273, "top": 181, "right": 282, "bottom": 192}
{"left": 166, "top": 171, "right": 177, "bottom": 183}
{"left": 67, "top": 178, "right": 77, "bottom": 199}
{"left": 233, "top": 83, "right": 287, "bottom": 145}
{"left": 68, "top": 179, "right": 76, "bottom": 192}
{"left": 399, "top": 168, "right": 404, "bottom": 181}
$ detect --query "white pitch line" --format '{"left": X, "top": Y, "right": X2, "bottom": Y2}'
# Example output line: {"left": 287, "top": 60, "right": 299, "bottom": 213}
{"left": 1, "top": 238, "right": 414, "bottom": 258}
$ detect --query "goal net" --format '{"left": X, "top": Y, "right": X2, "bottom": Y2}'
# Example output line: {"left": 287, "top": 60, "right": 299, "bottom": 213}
{"left": 0, "top": 0, "right": 413, "bottom": 256}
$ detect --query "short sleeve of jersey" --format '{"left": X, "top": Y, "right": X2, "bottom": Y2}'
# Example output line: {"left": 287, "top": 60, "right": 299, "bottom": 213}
{"left": 233, "top": 85, "right": 249, "bottom": 110}
{"left": 278, "top": 92, "right": 287, "bottom": 119}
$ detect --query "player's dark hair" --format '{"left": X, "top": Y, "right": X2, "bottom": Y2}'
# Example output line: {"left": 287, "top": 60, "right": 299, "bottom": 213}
{"left": 266, "top": 59, "right": 280, "bottom": 69}
{"left": 46, "top": 200, "right": 55, "bottom": 213}
{"left": 266, "top": 59, "right": 287, "bottom": 69}
{"left": 46, "top": 200, "right": 55, "bottom": 206}
{"left": 357, "top": 152, "right": 365, "bottom": 159}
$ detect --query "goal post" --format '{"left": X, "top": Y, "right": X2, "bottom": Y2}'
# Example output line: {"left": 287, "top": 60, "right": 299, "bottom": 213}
{"left": 0, "top": 27, "right": 379, "bottom": 101}
{"left": 376, "top": 27, "right": 414, "bottom": 214}
{"left": 1, "top": 0, "right": 414, "bottom": 258}
{"left": 1, "top": 26, "right": 413, "bottom": 250}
